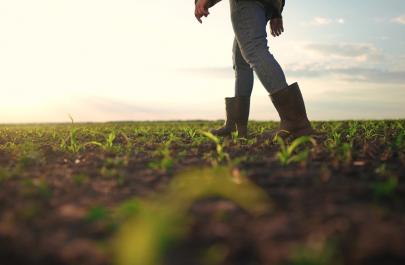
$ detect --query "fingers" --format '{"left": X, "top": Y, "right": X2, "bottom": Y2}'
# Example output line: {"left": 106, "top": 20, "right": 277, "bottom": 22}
{"left": 195, "top": 11, "right": 202, "bottom": 23}
{"left": 195, "top": 9, "right": 202, "bottom": 23}
{"left": 202, "top": 8, "right": 210, "bottom": 17}
{"left": 270, "top": 19, "right": 284, "bottom": 37}
{"left": 279, "top": 19, "right": 284, "bottom": 35}
{"left": 270, "top": 22, "right": 278, "bottom": 37}
{"left": 270, "top": 23, "right": 276, "bottom": 37}
{"left": 195, "top": 4, "right": 209, "bottom": 23}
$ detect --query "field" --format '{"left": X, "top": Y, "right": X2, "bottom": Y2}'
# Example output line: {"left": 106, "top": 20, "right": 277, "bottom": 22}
{"left": 0, "top": 120, "right": 404, "bottom": 265}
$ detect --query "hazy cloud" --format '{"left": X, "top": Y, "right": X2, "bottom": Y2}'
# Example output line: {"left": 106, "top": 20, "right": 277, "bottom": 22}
{"left": 180, "top": 65, "right": 405, "bottom": 84}
{"left": 181, "top": 40, "right": 402, "bottom": 85}
{"left": 286, "top": 66, "right": 405, "bottom": 84}
{"left": 305, "top": 43, "right": 381, "bottom": 61}
{"left": 337, "top": 18, "right": 345, "bottom": 24}
{"left": 392, "top": 14, "right": 405, "bottom": 24}
{"left": 309, "top": 17, "right": 345, "bottom": 26}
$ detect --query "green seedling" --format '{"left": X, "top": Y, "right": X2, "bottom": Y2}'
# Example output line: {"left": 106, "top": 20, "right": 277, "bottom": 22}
{"left": 338, "top": 142, "right": 353, "bottom": 164}
{"left": 106, "top": 131, "right": 117, "bottom": 149}
{"left": 183, "top": 128, "right": 197, "bottom": 139}
{"left": 100, "top": 157, "right": 127, "bottom": 185}
{"left": 86, "top": 131, "right": 117, "bottom": 151}
{"left": 325, "top": 131, "right": 341, "bottom": 151}
{"left": 60, "top": 115, "right": 83, "bottom": 153}
{"left": 86, "top": 206, "right": 110, "bottom": 223}
{"left": 114, "top": 166, "right": 270, "bottom": 265}
{"left": 393, "top": 131, "right": 405, "bottom": 151}
{"left": 373, "top": 164, "right": 398, "bottom": 198}
{"left": 230, "top": 131, "right": 239, "bottom": 143}
{"left": 120, "top": 131, "right": 133, "bottom": 153}
{"left": 200, "top": 131, "right": 230, "bottom": 165}
{"left": 275, "top": 135, "right": 316, "bottom": 166}
{"left": 373, "top": 176, "right": 398, "bottom": 198}
{"left": 361, "top": 123, "right": 381, "bottom": 140}
{"left": 148, "top": 138, "right": 175, "bottom": 173}
{"left": 346, "top": 121, "right": 358, "bottom": 141}
{"left": 113, "top": 199, "right": 140, "bottom": 223}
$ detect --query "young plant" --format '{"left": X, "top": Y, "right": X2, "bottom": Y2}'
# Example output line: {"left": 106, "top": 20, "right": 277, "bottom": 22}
{"left": 183, "top": 127, "right": 197, "bottom": 140}
{"left": 346, "top": 121, "right": 359, "bottom": 142}
{"left": 373, "top": 163, "right": 398, "bottom": 198}
{"left": 325, "top": 131, "right": 341, "bottom": 151}
{"left": 86, "top": 130, "right": 119, "bottom": 152}
{"left": 114, "top": 166, "right": 270, "bottom": 265}
{"left": 148, "top": 138, "right": 175, "bottom": 173}
{"left": 200, "top": 131, "right": 230, "bottom": 165}
{"left": 100, "top": 156, "right": 127, "bottom": 185}
{"left": 392, "top": 130, "right": 405, "bottom": 151}
{"left": 338, "top": 142, "right": 353, "bottom": 165}
{"left": 274, "top": 135, "right": 316, "bottom": 166}
{"left": 105, "top": 131, "right": 117, "bottom": 150}
{"left": 60, "top": 115, "right": 82, "bottom": 153}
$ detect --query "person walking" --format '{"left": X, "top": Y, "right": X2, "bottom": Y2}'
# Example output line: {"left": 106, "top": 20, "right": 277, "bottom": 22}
{"left": 194, "top": 0, "right": 315, "bottom": 140}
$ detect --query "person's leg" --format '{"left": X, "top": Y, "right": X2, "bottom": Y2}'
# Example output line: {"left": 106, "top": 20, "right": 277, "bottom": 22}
{"left": 210, "top": 36, "right": 253, "bottom": 138}
{"left": 231, "top": 37, "right": 252, "bottom": 137}
{"left": 233, "top": 37, "right": 254, "bottom": 97}
{"left": 229, "top": 0, "right": 314, "bottom": 140}
{"left": 229, "top": 0, "right": 288, "bottom": 95}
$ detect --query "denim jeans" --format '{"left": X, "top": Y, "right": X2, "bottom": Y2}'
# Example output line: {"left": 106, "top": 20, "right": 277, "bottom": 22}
{"left": 230, "top": 0, "right": 288, "bottom": 97}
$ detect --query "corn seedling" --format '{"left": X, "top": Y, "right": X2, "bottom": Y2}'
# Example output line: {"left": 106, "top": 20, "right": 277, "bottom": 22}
{"left": 275, "top": 135, "right": 316, "bottom": 166}
{"left": 148, "top": 138, "right": 175, "bottom": 173}
{"left": 105, "top": 131, "right": 116, "bottom": 149}
{"left": 200, "top": 131, "right": 230, "bottom": 165}
{"left": 373, "top": 164, "right": 398, "bottom": 198}
{"left": 60, "top": 115, "right": 82, "bottom": 153}
{"left": 183, "top": 127, "right": 197, "bottom": 139}
{"left": 114, "top": 166, "right": 270, "bottom": 265}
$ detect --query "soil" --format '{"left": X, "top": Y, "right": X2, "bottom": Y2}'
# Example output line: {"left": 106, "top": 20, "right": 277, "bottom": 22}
{"left": 0, "top": 121, "right": 404, "bottom": 265}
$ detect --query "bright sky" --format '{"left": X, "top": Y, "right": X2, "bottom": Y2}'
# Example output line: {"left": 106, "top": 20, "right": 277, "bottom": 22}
{"left": 1, "top": 0, "right": 404, "bottom": 123}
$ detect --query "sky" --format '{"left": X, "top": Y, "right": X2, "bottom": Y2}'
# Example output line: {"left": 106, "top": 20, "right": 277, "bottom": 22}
{"left": 0, "top": 0, "right": 404, "bottom": 123}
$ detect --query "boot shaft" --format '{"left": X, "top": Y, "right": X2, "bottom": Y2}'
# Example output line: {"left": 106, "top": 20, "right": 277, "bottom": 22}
{"left": 269, "top": 82, "right": 312, "bottom": 134}
{"left": 270, "top": 82, "right": 308, "bottom": 122}
{"left": 234, "top": 96, "right": 250, "bottom": 138}
{"left": 214, "top": 96, "right": 251, "bottom": 138}
{"left": 234, "top": 96, "right": 250, "bottom": 123}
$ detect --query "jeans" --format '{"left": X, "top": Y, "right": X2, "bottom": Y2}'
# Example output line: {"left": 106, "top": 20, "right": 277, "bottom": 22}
{"left": 230, "top": 0, "right": 288, "bottom": 97}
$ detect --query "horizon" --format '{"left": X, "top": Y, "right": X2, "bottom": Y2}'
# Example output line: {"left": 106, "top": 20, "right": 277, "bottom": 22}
{"left": 1, "top": 117, "right": 405, "bottom": 126}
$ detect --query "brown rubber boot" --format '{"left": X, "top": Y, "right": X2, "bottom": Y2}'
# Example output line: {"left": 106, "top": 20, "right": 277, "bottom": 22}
{"left": 211, "top": 96, "right": 251, "bottom": 138}
{"left": 211, "top": 97, "right": 237, "bottom": 137}
{"left": 234, "top": 96, "right": 250, "bottom": 138}
{"left": 268, "top": 82, "right": 314, "bottom": 140}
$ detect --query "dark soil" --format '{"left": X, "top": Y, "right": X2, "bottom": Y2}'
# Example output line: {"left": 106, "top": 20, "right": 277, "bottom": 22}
{"left": 0, "top": 120, "right": 404, "bottom": 265}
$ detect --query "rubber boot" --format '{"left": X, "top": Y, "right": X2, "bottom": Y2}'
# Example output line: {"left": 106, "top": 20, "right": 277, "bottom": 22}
{"left": 211, "top": 96, "right": 251, "bottom": 138}
{"left": 268, "top": 82, "right": 314, "bottom": 140}
{"left": 234, "top": 96, "right": 250, "bottom": 138}
{"left": 211, "top": 97, "right": 237, "bottom": 137}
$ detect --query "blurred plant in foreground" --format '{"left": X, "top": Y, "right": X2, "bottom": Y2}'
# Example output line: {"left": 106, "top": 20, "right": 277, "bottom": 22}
{"left": 114, "top": 166, "right": 271, "bottom": 265}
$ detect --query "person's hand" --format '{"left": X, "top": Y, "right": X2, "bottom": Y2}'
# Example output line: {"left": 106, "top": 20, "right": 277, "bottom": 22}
{"left": 195, "top": 0, "right": 210, "bottom": 23}
{"left": 270, "top": 18, "right": 284, "bottom": 37}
